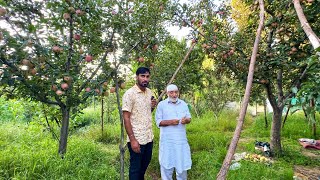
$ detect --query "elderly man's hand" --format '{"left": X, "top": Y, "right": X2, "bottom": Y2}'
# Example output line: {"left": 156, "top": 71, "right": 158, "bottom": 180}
{"left": 181, "top": 117, "right": 191, "bottom": 124}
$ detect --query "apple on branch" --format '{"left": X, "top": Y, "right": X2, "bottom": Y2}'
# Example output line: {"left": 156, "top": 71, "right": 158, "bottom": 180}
{"left": 85, "top": 55, "right": 93, "bottom": 62}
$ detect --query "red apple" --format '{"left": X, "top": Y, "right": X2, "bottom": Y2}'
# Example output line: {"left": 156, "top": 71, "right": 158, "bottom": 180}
{"left": 0, "top": 7, "right": 7, "bottom": 16}
{"left": 22, "top": 59, "right": 30, "bottom": 65}
{"left": 159, "top": 5, "right": 164, "bottom": 12}
{"left": 138, "top": 57, "right": 144, "bottom": 63}
{"left": 30, "top": 68, "right": 37, "bottom": 75}
{"left": 85, "top": 55, "right": 93, "bottom": 62}
{"left": 63, "top": 76, "right": 72, "bottom": 82}
{"left": 120, "top": 82, "right": 126, "bottom": 89}
{"left": 201, "top": 43, "right": 207, "bottom": 48}
{"left": 103, "top": 81, "right": 108, "bottom": 87}
{"left": 52, "top": 46, "right": 61, "bottom": 53}
{"left": 222, "top": 54, "right": 228, "bottom": 59}
{"left": 152, "top": 44, "right": 158, "bottom": 52}
{"left": 291, "top": 47, "right": 298, "bottom": 52}
{"left": 63, "top": 13, "right": 71, "bottom": 20}
{"left": 68, "top": 7, "right": 75, "bottom": 13}
{"left": 212, "top": 44, "right": 217, "bottom": 48}
{"left": 73, "top": 34, "right": 81, "bottom": 40}
{"left": 61, "top": 83, "right": 69, "bottom": 90}
{"left": 56, "top": 90, "right": 64, "bottom": 96}
{"left": 76, "top": 9, "right": 84, "bottom": 16}
{"left": 51, "top": 85, "right": 58, "bottom": 91}
{"left": 110, "top": 87, "right": 116, "bottom": 93}
{"left": 95, "top": 89, "right": 100, "bottom": 94}
{"left": 85, "top": 87, "right": 91, "bottom": 92}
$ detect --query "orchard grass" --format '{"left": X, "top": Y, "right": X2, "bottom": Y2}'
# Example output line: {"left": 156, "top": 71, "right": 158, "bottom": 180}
{"left": 0, "top": 101, "right": 319, "bottom": 179}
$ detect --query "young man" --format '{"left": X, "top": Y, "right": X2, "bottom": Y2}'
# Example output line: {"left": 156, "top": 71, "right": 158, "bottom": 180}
{"left": 122, "top": 67, "right": 157, "bottom": 180}
{"left": 155, "top": 84, "right": 192, "bottom": 180}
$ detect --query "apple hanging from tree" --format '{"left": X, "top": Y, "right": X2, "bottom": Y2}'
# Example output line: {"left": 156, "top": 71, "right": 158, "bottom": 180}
{"left": 138, "top": 57, "right": 144, "bottom": 63}
{"left": 30, "top": 68, "right": 37, "bottom": 75}
{"left": 56, "top": 90, "right": 64, "bottom": 96}
{"left": 85, "top": 87, "right": 91, "bottom": 92}
{"left": 63, "top": 13, "right": 71, "bottom": 21}
{"left": 68, "top": 7, "right": 75, "bottom": 13}
{"left": 85, "top": 55, "right": 93, "bottom": 62}
{"left": 152, "top": 44, "right": 158, "bottom": 52}
{"left": 52, "top": 46, "right": 62, "bottom": 53}
{"left": 61, "top": 83, "right": 69, "bottom": 90}
{"left": 76, "top": 9, "right": 85, "bottom": 16}
{"left": 110, "top": 87, "right": 116, "bottom": 93}
{"left": 74, "top": 34, "right": 81, "bottom": 41}
{"left": 0, "top": 7, "right": 7, "bottom": 16}
{"left": 51, "top": 85, "right": 58, "bottom": 91}
{"left": 120, "top": 82, "right": 126, "bottom": 89}
{"left": 22, "top": 59, "right": 30, "bottom": 65}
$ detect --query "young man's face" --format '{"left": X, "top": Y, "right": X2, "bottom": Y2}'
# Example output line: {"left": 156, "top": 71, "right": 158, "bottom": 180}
{"left": 136, "top": 72, "right": 150, "bottom": 87}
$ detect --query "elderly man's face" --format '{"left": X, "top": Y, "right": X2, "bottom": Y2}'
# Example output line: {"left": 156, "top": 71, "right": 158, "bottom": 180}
{"left": 136, "top": 72, "right": 150, "bottom": 87}
{"left": 167, "top": 90, "right": 179, "bottom": 102}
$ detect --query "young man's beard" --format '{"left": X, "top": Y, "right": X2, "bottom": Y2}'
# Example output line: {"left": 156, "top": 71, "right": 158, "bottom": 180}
{"left": 138, "top": 81, "right": 149, "bottom": 87}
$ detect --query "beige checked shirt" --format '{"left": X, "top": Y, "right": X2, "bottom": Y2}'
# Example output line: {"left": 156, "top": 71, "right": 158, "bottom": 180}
{"left": 122, "top": 84, "right": 154, "bottom": 145}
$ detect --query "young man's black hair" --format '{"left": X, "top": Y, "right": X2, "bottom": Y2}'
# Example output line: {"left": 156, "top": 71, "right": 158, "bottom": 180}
{"left": 136, "top": 67, "right": 150, "bottom": 75}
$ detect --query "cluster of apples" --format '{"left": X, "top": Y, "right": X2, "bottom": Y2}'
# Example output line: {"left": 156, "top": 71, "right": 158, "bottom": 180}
{"left": 52, "top": 76, "right": 73, "bottom": 96}
{"left": 244, "top": 153, "right": 271, "bottom": 163}
{"left": 84, "top": 81, "right": 126, "bottom": 96}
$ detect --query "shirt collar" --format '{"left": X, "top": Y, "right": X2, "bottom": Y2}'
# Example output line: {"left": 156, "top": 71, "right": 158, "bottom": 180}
{"left": 133, "top": 84, "right": 146, "bottom": 93}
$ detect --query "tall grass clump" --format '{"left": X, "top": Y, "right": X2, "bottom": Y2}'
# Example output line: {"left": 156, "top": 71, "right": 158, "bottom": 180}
{"left": 0, "top": 97, "right": 42, "bottom": 123}
{"left": 0, "top": 122, "right": 120, "bottom": 179}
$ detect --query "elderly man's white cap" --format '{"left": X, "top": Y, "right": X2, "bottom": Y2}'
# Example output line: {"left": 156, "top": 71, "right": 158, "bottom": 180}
{"left": 166, "top": 84, "right": 178, "bottom": 92}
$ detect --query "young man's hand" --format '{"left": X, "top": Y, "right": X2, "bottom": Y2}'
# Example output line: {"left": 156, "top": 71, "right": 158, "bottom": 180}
{"left": 130, "top": 137, "right": 141, "bottom": 153}
{"left": 151, "top": 98, "right": 157, "bottom": 109}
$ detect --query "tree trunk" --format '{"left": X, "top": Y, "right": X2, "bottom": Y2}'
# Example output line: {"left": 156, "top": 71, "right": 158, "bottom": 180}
{"left": 264, "top": 98, "right": 268, "bottom": 128}
{"left": 310, "top": 99, "right": 317, "bottom": 137}
{"left": 293, "top": 0, "right": 320, "bottom": 49}
{"left": 270, "top": 108, "right": 283, "bottom": 156}
{"left": 101, "top": 96, "right": 104, "bottom": 137}
{"left": 58, "top": 106, "right": 70, "bottom": 156}
{"left": 282, "top": 104, "right": 291, "bottom": 128}
{"left": 114, "top": 72, "right": 125, "bottom": 180}
{"left": 216, "top": 1, "right": 265, "bottom": 179}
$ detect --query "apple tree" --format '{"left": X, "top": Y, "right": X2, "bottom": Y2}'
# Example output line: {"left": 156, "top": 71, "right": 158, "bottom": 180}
{"left": 0, "top": 0, "right": 172, "bottom": 156}
{"left": 170, "top": 0, "right": 320, "bottom": 156}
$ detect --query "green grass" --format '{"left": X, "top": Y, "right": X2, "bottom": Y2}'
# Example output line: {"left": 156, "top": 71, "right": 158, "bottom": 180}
{"left": 0, "top": 122, "right": 120, "bottom": 179}
{"left": 0, "top": 102, "right": 319, "bottom": 180}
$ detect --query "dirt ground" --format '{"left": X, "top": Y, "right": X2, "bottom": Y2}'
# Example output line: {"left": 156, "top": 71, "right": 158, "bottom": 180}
{"left": 294, "top": 149, "right": 320, "bottom": 180}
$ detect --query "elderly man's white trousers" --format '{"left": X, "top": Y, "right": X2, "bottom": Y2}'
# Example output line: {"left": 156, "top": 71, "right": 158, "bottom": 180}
{"left": 160, "top": 166, "right": 187, "bottom": 180}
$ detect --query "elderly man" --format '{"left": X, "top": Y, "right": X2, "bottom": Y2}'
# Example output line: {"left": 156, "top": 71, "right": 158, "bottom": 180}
{"left": 155, "top": 84, "right": 192, "bottom": 180}
{"left": 122, "top": 67, "right": 157, "bottom": 180}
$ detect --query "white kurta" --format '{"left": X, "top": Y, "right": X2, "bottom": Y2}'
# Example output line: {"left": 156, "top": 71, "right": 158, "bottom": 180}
{"left": 155, "top": 98, "right": 192, "bottom": 174}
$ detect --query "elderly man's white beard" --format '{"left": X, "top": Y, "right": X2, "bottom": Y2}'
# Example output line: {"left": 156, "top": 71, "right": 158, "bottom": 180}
{"left": 169, "top": 97, "right": 177, "bottom": 102}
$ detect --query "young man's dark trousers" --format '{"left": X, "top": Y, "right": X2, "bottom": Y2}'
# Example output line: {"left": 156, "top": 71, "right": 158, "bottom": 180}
{"left": 128, "top": 141, "right": 153, "bottom": 180}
